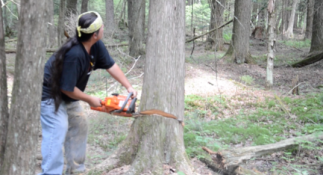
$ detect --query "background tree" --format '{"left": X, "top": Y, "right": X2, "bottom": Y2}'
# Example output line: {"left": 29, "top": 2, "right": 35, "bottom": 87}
{"left": 0, "top": 0, "right": 48, "bottom": 174}
{"left": 267, "top": 0, "right": 276, "bottom": 87}
{"left": 58, "top": 0, "right": 66, "bottom": 45}
{"left": 205, "top": 0, "right": 225, "bottom": 51}
{"left": 309, "top": 0, "right": 323, "bottom": 53}
{"left": 105, "top": 0, "right": 115, "bottom": 38}
{"left": 280, "top": 0, "right": 291, "bottom": 34}
{"left": 305, "top": 0, "right": 314, "bottom": 39}
{"left": 225, "top": 0, "right": 252, "bottom": 64}
{"left": 81, "top": 0, "right": 89, "bottom": 13}
{"left": 66, "top": 0, "right": 78, "bottom": 15}
{"left": 92, "top": 0, "right": 193, "bottom": 174}
{"left": 48, "top": 1, "right": 55, "bottom": 48}
{"left": 285, "top": 0, "right": 299, "bottom": 38}
{"left": 127, "top": 0, "right": 145, "bottom": 57}
{"left": 0, "top": 3, "right": 9, "bottom": 169}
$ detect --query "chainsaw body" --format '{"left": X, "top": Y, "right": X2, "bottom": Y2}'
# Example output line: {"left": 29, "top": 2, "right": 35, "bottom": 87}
{"left": 91, "top": 93, "right": 137, "bottom": 117}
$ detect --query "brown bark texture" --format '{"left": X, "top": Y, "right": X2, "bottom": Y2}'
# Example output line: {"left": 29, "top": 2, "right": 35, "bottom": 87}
{"left": 0, "top": 0, "right": 48, "bottom": 174}
{"left": 128, "top": 0, "right": 145, "bottom": 57}
{"left": 309, "top": 0, "right": 323, "bottom": 53}
{"left": 226, "top": 0, "right": 252, "bottom": 64}
{"left": 206, "top": 0, "right": 225, "bottom": 51}
{"left": 105, "top": 0, "right": 116, "bottom": 38}
{"left": 0, "top": 3, "right": 9, "bottom": 169}
{"left": 81, "top": 0, "right": 89, "bottom": 13}
{"left": 280, "top": 0, "right": 291, "bottom": 33}
{"left": 87, "top": 0, "right": 192, "bottom": 174}
{"left": 305, "top": 0, "right": 314, "bottom": 39}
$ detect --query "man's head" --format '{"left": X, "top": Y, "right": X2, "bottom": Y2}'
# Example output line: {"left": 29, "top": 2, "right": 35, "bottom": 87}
{"left": 76, "top": 11, "right": 104, "bottom": 42}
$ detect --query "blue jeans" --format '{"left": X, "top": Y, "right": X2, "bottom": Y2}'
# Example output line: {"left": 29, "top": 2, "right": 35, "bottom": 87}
{"left": 39, "top": 99, "right": 88, "bottom": 175}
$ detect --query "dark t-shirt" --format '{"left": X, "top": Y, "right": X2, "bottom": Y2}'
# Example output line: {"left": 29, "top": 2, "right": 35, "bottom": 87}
{"left": 42, "top": 40, "right": 115, "bottom": 102}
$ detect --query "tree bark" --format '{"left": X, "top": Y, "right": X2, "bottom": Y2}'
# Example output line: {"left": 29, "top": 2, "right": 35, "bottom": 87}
{"left": 203, "top": 132, "right": 323, "bottom": 175}
{"left": 285, "top": 0, "right": 299, "bottom": 38}
{"left": 128, "top": 0, "right": 145, "bottom": 57}
{"left": 105, "top": 0, "right": 116, "bottom": 38}
{"left": 251, "top": 1, "right": 258, "bottom": 25}
{"left": 81, "top": 0, "right": 89, "bottom": 13}
{"left": 266, "top": 0, "right": 276, "bottom": 88}
{"left": 309, "top": 0, "right": 323, "bottom": 53}
{"left": 58, "top": 0, "right": 66, "bottom": 46}
{"left": 305, "top": 0, "right": 314, "bottom": 39}
{"left": 66, "top": 0, "right": 78, "bottom": 15}
{"left": 48, "top": 0, "right": 55, "bottom": 48}
{"left": 225, "top": 0, "right": 252, "bottom": 64}
{"left": 292, "top": 51, "right": 323, "bottom": 67}
{"left": 89, "top": 0, "right": 192, "bottom": 174}
{"left": 0, "top": 0, "right": 48, "bottom": 174}
{"left": 280, "top": 0, "right": 291, "bottom": 33}
{"left": 205, "top": 0, "right": 225, "bottom": 51}
{"left": 0, "top": 3, "right": 9, "bottom": 169}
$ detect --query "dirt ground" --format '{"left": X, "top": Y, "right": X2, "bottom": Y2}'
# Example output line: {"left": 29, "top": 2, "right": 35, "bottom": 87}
{"left": 6, "top": 31, "right": 322, "bottom": 174}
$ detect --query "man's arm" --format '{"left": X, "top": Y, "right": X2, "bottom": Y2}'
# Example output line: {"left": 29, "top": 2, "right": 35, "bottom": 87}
{"left": 106, "top": 64, "right": 137, "bottom": 97}
{"left": 61, "top": 87, "right": 102, "bottom": 107}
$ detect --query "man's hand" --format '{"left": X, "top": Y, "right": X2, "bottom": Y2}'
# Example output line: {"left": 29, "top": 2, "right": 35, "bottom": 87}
{"left": 127, "top": 86, "right": 137, "bottom": 98}
{"left": 88, "top": 96, "right": 102, "bottom": 107}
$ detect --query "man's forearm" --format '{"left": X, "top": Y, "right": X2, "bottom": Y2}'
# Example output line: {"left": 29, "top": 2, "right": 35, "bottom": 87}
{"left": 107, "top": 64, "right": 132, "bottom": 89}
{"left": 61, "top": 87, "right": 91, "bottom": 103}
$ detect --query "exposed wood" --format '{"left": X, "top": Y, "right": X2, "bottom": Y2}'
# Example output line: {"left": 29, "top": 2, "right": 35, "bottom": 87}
{"left": 185, "top": 19, "right": 233, "bottom": 43}
{"left": 291, "top": 75, "right": 299, "bottom": 95}
{"left": 202, "top": 132, "right": 323, "bottom": 175}
{"left": 291, "top": 51, "right": 323, "bottom": 67}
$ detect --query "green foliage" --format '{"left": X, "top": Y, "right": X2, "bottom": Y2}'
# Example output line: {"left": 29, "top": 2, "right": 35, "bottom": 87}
{"left": 240, "top": 75, "right": 254, "bottom": 85}
{"left": 185, "top": 3, "right": 210, "bottom": 31}
{"left": 223, "top": 31, "right": 232, "bottom": 42}
{"left": 279, "top": 39, "right": 311, "bottom": 49}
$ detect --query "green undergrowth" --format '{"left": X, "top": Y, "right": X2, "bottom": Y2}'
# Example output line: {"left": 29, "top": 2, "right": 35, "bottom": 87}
{"left": 279, "top": 39, "right": 311, "bottom": 49}
{"left": 183, "top": 92, "right": 323, "bottom": 159}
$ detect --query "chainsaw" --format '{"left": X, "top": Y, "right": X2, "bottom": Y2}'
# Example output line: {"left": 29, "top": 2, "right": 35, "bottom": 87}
{"left": 90, "top": 92, "right": 137, "bottom": 117}
{"left": 90, "top": 92, "right": 182, "bottom": 125}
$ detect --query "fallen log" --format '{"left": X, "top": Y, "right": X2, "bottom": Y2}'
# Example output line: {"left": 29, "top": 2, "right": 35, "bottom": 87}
{"left": 202, "top": 132, "right": 323, "bottom": 175}
{"left": 292, "top": 51, "right": 323, "bottom": 67}
{"left": 5, "top": 43, "right": 129, "bottom": 54}
{"left": 185, "top": 19, "right": 233, "bottom": 43}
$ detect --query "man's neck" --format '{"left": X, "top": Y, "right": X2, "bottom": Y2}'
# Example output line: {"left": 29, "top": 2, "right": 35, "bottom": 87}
{"left": 82, "top": 40, "right": 95, "bottom": 54}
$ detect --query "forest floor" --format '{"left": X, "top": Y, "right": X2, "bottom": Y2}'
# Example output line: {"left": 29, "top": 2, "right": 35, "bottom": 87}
{"left": 5, "top": 30, "right": 323, "bottom": 175}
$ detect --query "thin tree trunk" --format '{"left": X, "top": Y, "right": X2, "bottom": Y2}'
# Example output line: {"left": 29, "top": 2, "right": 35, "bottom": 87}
{"left": 280, "top": 0, "right": 291, "bottom": 33}
{"left": 0, "top": 0, "right": 48, "bottom": 174}
{"left": 89, "top": 0, "right": 193, "bottom": 174}
{"left": 267, "top": 0, "right": 276, "bottom": 88}
{"left": 251, "top": 1, "right": 258, "bottom": 25}
{"left": 285, "top": 0, "right": 299, "bottom": 38}
{"left": 309, "top": 0, "right": 323, "bottom": 53}
{"left": 305, "top": 0, "right": 314, "bottom": 39}
{"left": 81, "top": 0, "right": 89, "bottom": 13}
{"left": 225, "top": 0, "right": 252, "bottom": 64}
{"left": 206, "top": 0, "right": 225, "bottom": 51}
{"left": 105, "top": 0, "right": 116, "bottom": 38}
{"left": 0, "top": 3, "right": 9, "bottom": 169}
{"left": 128, "top": 0, "right": 145, "bottom": 57}
{"left": 66, "top": 0, "right": 78, "bottom": 15}
{"left": 58, "top": 0, "right": 66, "bottom": 46}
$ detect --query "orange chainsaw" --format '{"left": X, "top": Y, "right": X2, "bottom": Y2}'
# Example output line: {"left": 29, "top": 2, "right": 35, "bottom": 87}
{"left": 90, "top": 92, "right": 137, "bottom": 117}
{"left": 91, "top": 92, "right": 180, "bottom": 122}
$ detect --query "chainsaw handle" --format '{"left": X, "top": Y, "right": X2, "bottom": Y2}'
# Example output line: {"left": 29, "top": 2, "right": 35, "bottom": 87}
{"left": 113, "top": 92, "right": 133, "bottom": 113}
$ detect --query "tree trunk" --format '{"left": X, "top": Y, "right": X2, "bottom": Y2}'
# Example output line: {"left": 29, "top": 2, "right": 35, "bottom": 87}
{"left": 205, "top": 0, "right": 225, "bottom": 51}
{"left": 309, "top": 0, "right": 323, "bottom": 53}
{"left": 58, "top": 0, "right": 66, "bottom": 46}
{"left": 66, "top": 0, "right": 78, "bottom": 15}
{"left": 305, "top": 0, "right": 314, "bottom": 39}
{"left": 258, "top": 3, "right": 266, "bottom": 27}
{"left": 105, "top": 0, "right": 116, "bottom": 38}
{"left": 251, "top": 1, "right": 258, "bottom": 25}
{"left": 280, "top": 0, "right": 291, "bottom": 33}
{"left": 81, "top": 0, "right": 89, "bottom": 13}
{"left": 89, "top": 0, "right": 192, "bottom": 174}
{"left": 48, "top": 1, "right": 55, "bottom": 48}
{"left": 128, "top": 0, "right": 145, "bottom": 57}
{"left": 285, "top": 0, "right": 299, "bottom": 38}
{"left": 267, "top": 0, "right": 276, "bottom": 88}
{"left": 292, "top": 51, "right": 323, "bottom": 67}
{"left": 225, "top": 0, "right": 252, "bottom": 64}
{"left": 0, "top": 0, "right": 48, "bottom": 174}
{"left": 0, "top": 3, "right": 9, "bottom": 169}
